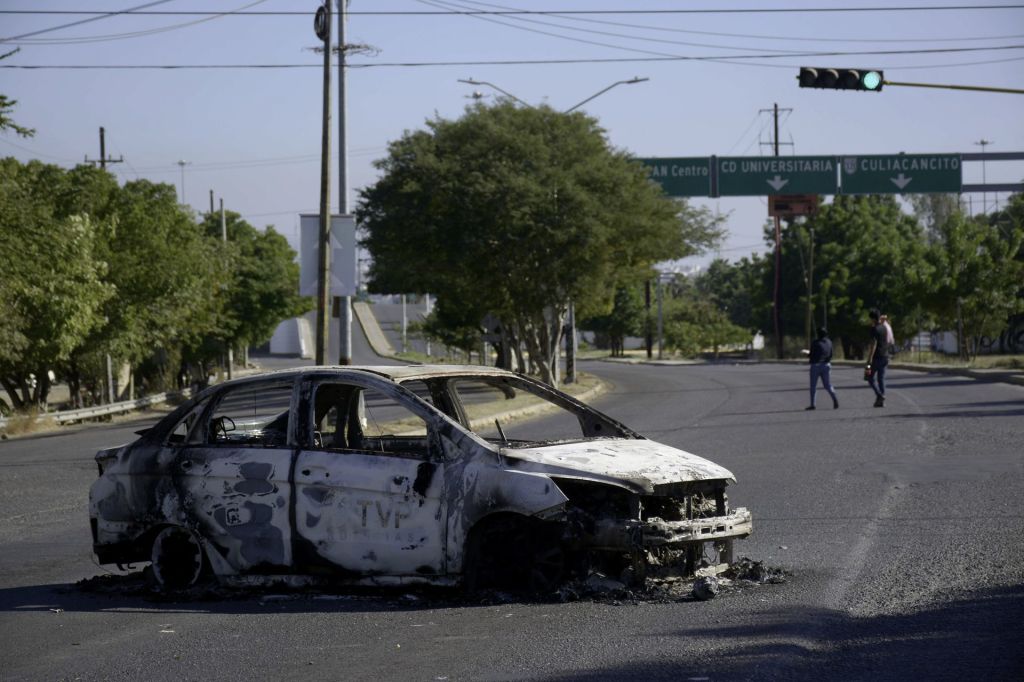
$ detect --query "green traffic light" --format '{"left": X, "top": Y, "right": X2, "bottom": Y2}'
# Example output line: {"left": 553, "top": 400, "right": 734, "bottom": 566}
{"left": 862, "top": 71, "right": 883, "bottom": 90}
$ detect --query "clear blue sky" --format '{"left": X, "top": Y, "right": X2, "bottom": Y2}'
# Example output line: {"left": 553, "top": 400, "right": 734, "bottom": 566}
{"left": 3, "top": 1, "right": 1023, "bottom": 270}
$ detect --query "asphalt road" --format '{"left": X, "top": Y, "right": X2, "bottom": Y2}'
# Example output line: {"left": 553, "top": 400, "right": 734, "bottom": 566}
{"left": 1, "top": 360, "right": 1023, "bottom": 681}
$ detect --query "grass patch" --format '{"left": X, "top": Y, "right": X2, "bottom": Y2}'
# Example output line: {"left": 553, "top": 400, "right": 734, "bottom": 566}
{"left": 0, "top": 408, "right": 57, "bottom": 439}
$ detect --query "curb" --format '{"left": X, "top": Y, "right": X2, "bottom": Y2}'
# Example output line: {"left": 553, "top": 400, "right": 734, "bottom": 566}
{"left": 353, "top": 301, "right": 397, "bottom": 357}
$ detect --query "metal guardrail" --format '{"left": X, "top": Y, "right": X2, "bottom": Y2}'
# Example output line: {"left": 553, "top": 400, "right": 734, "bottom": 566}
{"left": 0, "top": 388, "right": 192, "bottom": 431}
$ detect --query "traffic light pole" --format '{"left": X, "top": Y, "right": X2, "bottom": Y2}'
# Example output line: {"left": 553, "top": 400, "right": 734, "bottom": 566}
{"left": 884, "top": 80, "right": 1024, "bottom": 96}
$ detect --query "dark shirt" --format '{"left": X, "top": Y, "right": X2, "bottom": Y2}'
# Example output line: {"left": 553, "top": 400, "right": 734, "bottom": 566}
{"left": 809, "top": 337, "right": 833, "bottom": 364}
{"left": 870, "top": 324, "right": 888, "bottom": 362}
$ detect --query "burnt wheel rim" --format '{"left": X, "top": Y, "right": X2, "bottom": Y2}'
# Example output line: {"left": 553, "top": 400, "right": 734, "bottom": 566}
{"left": 151, "top": 526, "right": 203, "bottom": 590}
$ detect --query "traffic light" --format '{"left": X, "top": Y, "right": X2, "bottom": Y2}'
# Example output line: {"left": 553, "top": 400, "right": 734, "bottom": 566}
{"left": 798, "top": 67, "right": 884, "bottom": 92}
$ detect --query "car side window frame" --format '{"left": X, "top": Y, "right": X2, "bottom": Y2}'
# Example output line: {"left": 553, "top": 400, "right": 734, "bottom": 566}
{"left": 163, "top": 396, "right": 212, "bottom": 447}
{"left": 301, "top": 375, "right": 444, "bottom": 462}
{"left": 198, "top": 378, "right": 300, "bottom": 449}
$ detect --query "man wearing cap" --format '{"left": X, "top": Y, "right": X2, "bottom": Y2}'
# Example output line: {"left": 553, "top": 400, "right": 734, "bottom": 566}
{"left": 807, "top": 326, "right": 839, "bottom": 410}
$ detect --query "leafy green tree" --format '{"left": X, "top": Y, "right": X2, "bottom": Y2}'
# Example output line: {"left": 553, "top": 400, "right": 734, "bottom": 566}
{"left": 695, "top": 256, "right": 768, "bottom": 333}
{"left": 81, "top": 180, "right": 228, "bottom": 393}
{"left": 662, "top": 296, "right": 750, "bottom": 359}
{"left": 581, "top": 285, "right": 645, "bottom": 357}
{"left": 925, "top": 205, "right": 1024, "bottom": 359}
{"left": 358, "top": 101, "right": 722, "bottom": 383}
{"left": 0, "top": 160, "right": 112, "bottom": 408}
{"left": 0, "top": 51, "right": 34, "bottom": 138}
{"left": 780, "top": 196, "right": 931, "bottom": 358}
{"left": 198, "top": 210, "right": 311, "bottom": 360}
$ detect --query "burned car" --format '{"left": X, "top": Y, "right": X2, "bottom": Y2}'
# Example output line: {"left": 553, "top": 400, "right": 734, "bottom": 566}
{"left": 89, "top": 366, "right": 751, "bottom": 590}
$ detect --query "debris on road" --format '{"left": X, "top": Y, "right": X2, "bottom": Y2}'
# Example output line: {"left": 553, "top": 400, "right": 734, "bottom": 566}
{"left": 691, "top": 576, "right": 720, "bottom": 601}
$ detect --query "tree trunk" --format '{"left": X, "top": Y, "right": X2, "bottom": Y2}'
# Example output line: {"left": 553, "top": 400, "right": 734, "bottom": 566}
{"left": 0, "top": 377, "right": 25, "bottom": 411}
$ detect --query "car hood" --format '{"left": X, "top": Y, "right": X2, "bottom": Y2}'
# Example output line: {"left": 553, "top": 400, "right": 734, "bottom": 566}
{"left": 501, "top": 438, "right": 736, "bottom": 493}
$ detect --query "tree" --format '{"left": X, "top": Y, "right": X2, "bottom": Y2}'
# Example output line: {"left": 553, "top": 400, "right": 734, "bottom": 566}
{"left": 581, "top": 285, "right": 645, "bottom": 357}
{"left": 908, "top": 194, "right": 963, "bottom": 242}
{"left": 358, "top": 101, "right": 722, "bottom": 383}
{"left": 924, "top": 205, "right": 1024, "bottom": 359}
{"left": 0, "top": 50, "right": 34, "bottom": 138}
{"left": 0, "top": 160, "right": 112, "bottom": 409}
{"left": 74, "top": 179, "right": 229, "bottom": 394}
{"left": 198, "top": 210, "right": 311, "bottom": 359}
{"left": 782, "top": 196, "right": 931, "bottom": 358}
{"left": 695, "top": 256, "right": 767, "bottom": 333}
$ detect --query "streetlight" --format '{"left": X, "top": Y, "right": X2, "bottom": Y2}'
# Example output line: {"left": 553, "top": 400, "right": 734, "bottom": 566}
{"left": 176, "top": 159, "right": 190, "bottom": 205}
{"left": 457, "top": 78, "right": 532, "bottom": 108}
{"left": 564, "top": 77, "right": 650, "bottom": 112}
{"left": 457, "top": 76, "right": 649, "bottom": 113}
{"left": 974, "top": 138, "right": 993, "bottom": 213}
{"left": 456, "top": 76, "right": 650, "bottom": 381}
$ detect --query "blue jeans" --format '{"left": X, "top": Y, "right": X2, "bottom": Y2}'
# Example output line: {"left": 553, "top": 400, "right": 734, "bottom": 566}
{"left": 868, "top": 356, "right": 888, "bottom": 398}
{"left": 810, "top": 363, "right": 837, "bottom": 407}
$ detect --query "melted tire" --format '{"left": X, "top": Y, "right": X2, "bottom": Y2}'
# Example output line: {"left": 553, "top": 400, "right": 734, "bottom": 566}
{"left": 150, "top": 526, "right": 205, "bottom": 590}
{"left": 464, "top": 515, "right": 567, "bottom": 594}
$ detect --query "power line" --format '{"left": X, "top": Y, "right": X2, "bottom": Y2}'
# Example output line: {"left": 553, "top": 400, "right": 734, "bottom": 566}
{"left": 1, "top": 0, "right": 175, "bottom": 42}
{"left": 2, "top": 0, "right": 270, "bottom": 46}
{"left": 446, "top": 0, "right": 1024, "bottom": 47}
{"left": 2, "top": 6, "right": 1024, "bottom": 16}
{"left": 5, "top": 43, "right": 1023, "bottom": 70}
{"left": 417, "top": 0, "right": 806, "bottom": 55}
{"left": 463, "top": 0, "right": 1024, "bottom": 44}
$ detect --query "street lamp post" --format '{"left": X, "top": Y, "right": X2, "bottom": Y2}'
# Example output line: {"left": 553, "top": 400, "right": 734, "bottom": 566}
{"left": 457, "top": 76, "right": 651, "bottom": 380}
{"left": 458, "top": 76, "right": 649, "bottom": 114}
{"left": 176, "top": 160, "right": 190, "bottom": 204}
{"left": 974, "top": 138, "right": 993, "bottom": 213}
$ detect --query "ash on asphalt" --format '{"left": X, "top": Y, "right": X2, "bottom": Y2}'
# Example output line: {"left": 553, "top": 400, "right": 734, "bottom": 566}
{"left": 72, "top": 557, "right": 787, "bottom": 607}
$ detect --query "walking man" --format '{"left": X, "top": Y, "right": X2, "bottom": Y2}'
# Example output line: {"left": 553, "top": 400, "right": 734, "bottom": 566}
{"left": 866, "top": 308, "right": 889, "bottom": 407}
{"left": 806, "top": 327, "right": 839, "bottom": 410}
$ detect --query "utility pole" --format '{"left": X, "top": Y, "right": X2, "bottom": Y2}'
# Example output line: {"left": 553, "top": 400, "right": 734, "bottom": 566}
{"left": 656, "top": 275, "right": 665, "bottom": 360}
{"left": 84, "top": 126, "right": 123, "bottom": 403}
{"left": 759, "top": 103, "right": 793, "bottom": 360}
{"left": 645, "top": 280, "right": 653, "bottom": 358}
{"left": 84, "top": 126, "right": 123, "bottom": 172}
{"left": 221, "top": 198, "right": 233, "bottom": 379}
{"left": 209, "top": 190, "right": 214, "bottom": 215}
{"left": 974, "top": 139, "right": 993, "bottom": 213}
{"left": 314, "top": 1, "right": 333, "bottom": 365}
{"left": 337, "top": 0, "right": 352, "bottom": 365}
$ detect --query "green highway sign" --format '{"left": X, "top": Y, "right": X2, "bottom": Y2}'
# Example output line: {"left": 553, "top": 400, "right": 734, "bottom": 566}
{"left": 639, "top": 157, "right": 711, "bottom": 197}
{"left": 840, "top": 154, "right": 962, "bottom": 194}
{"left": 638, "top": 152, "right": 970, "bottom": 198}
{"left": 718, "top": 156, "right": 837, "bottom": 196}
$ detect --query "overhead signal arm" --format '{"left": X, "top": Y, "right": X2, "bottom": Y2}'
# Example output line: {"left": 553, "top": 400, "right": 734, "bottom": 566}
{"left": 798, "top": 67, "right": 1023, "bottom": 95}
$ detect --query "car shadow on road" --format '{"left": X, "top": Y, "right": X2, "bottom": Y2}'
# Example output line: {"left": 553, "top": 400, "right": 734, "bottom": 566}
{"left": 0, "top": 578, "right": 502, "bottom": 616}
{"left": 543, "top": 583, "right": 1024, "bottom": 681}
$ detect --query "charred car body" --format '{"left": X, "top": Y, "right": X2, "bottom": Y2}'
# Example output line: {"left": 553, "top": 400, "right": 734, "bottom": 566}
{"left": 89, "top": 366, "right": 752, "bottom": 590}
